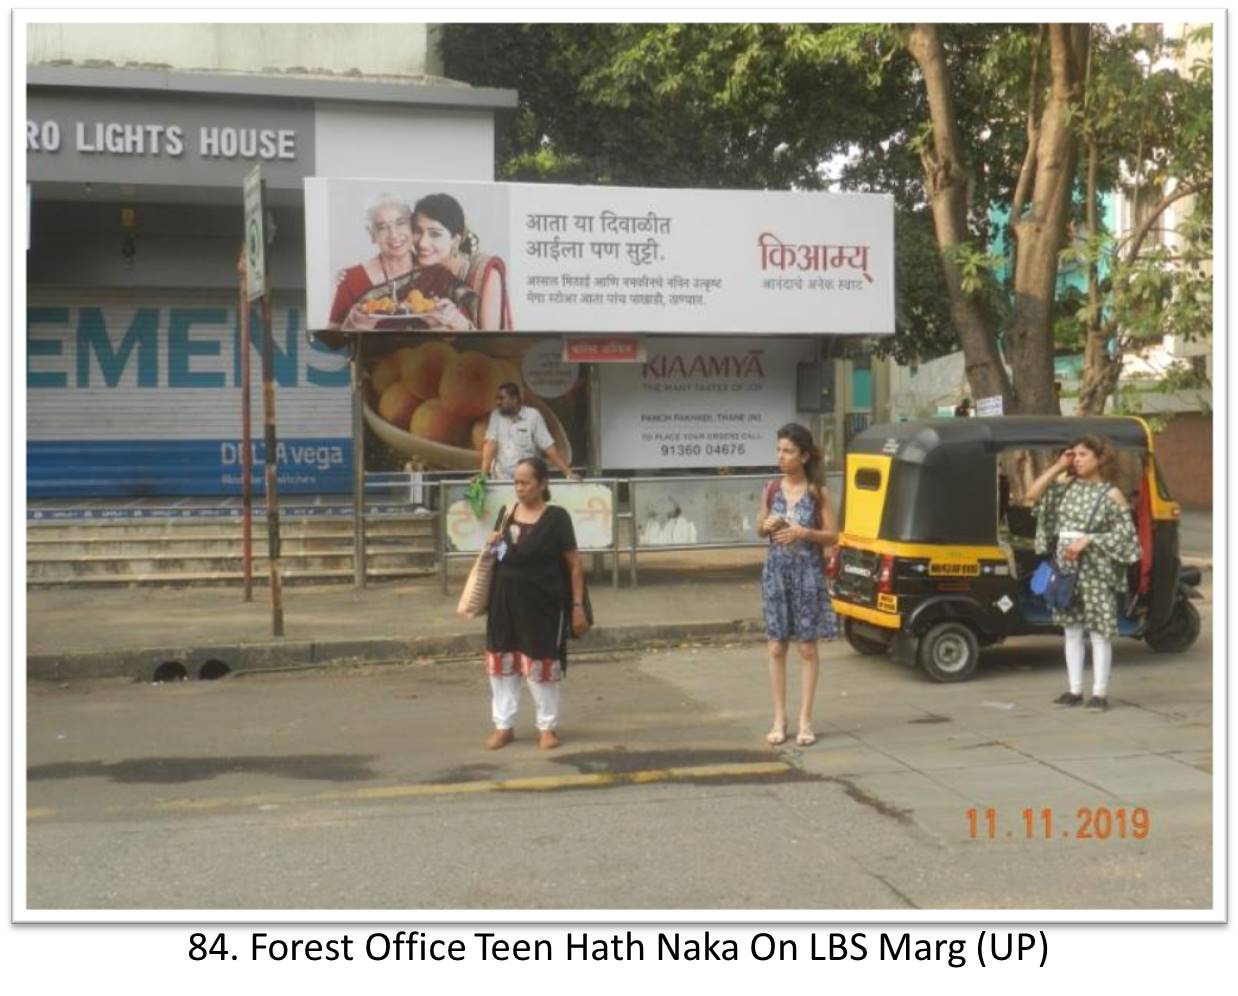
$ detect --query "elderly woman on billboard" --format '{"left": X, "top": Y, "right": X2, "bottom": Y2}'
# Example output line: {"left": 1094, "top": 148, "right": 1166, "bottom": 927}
{"left": 333, "top": 192, "right": 513, "bottom": 332}
{"left": 328, "top": 193, "right": 416, "bottom": 329}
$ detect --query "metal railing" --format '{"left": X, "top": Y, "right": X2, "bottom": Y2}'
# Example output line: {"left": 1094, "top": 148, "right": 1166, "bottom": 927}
{"left": 437, "top": 477, "right": 623, "bottom": 593}
{"left": 360, "top": 469, "right": 844, "bottom": 589}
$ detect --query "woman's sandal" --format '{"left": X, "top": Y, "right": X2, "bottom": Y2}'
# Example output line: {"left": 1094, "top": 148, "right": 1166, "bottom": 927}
{"left": 766, "top": 725, "right": 787, "bottom": 746}
{"left": 796, "top": 729, "right": 817, "bottom": 747}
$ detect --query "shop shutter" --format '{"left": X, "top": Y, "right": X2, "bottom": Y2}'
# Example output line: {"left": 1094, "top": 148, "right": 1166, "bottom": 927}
{"left": 26, "top": 292, "right": 351, "bottom": 497}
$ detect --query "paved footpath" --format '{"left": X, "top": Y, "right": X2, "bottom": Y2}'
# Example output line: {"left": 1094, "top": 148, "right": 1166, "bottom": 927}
{"left": 26, "top": 550, "right": 774, "bottom": 680}
{"left": 25, "top": 612, "right": 1213, "bottom": 911}
{"left": 23, "top": 519, "right": 1216, "bottom": 911}
{"left": 25, "top": 508, "right": 1212, "bottom": 681}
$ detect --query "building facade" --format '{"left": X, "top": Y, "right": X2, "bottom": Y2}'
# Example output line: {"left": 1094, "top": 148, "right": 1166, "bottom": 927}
{"left": 25, "top": 24, "right": 514, "bottom": 498}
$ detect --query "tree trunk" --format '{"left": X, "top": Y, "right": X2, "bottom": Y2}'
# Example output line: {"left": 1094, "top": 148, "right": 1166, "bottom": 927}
{"left": 1004, "top": 23, "right": 1089, "bottom": 415}
{"left": 905, "top": 24, "right": 1013, "bottom": 407}
{"left": 1076, "top": 138, "right": 1121, "bottom": 415}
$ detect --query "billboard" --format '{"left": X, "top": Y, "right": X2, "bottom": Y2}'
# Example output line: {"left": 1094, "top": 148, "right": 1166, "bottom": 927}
{"left": 598, "top": 338, "right": 812, "bottom": 470}
{"left": 359, "top": 333, "right": 588, "bottom": 475}
{"left": 305, "top": 178, "right": 894, "bottom": 335}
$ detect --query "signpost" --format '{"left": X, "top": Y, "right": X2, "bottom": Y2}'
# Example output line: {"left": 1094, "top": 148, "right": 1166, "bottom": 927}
{"left": 244, "top": 166, "right": 284, "bottom": 636}
{"left": 976, "top": 394, "right": 1004, "bottom": 417}
{"left": 236, "top": 248, "right": 254, "bottom": 602}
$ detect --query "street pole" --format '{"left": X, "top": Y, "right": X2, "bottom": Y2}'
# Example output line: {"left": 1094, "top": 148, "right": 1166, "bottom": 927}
{"left": 260, "top": 291, "right": 284, "bottom": 636}
{"left": 238, "top": 249, "right": 254, "bottom": 602}
{"left": 352, "top": 338, "right": 367, "bottom": 589}
{"left": 587, "top": 361, "right": 602, "bottom": 479}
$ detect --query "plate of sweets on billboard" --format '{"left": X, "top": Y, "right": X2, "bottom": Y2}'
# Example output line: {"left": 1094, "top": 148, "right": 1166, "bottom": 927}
{"left": 348, "top": 265, "right": 479, "bottom": 331}
{"left": 363, "top": 340, "right": 572, "bottom": 471}
{"left": 358, "top": 287, "right": 440, "bottom": 317}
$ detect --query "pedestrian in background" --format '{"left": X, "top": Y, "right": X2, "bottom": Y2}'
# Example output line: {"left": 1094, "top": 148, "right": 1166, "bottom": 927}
{"left": 1026, "top": 436, "right": 1142, "bottom": 711}
{"left": 483, "top": 457, "right": 589, "bottom": 750}
{"left": 757, "top": 423, "right": 839, "bottom": 747}
{"left": 481, "top": 382, "right": 578, "bottom": 482}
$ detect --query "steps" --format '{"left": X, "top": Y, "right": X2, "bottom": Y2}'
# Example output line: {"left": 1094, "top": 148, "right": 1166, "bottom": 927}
{"left": 27, "top": 513, "right": 439, "bottom": 588}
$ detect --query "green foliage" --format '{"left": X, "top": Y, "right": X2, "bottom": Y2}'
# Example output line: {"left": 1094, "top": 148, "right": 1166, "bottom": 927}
{"left": 881, "top": 207, "right": 957, "bottom": 364}
{"left": 439, "top": 22, "right": 1212, "bottom": 383}
{"left": 1110, "top": 381, "right": 1170, "bottom": 433}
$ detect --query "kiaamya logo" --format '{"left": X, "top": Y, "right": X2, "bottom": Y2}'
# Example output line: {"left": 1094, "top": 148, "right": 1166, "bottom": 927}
{"left": 643, "top": 351, "right": 766, "bottom": 380}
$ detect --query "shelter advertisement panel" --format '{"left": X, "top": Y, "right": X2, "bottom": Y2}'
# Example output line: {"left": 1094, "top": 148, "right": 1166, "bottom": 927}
{"left": 597, "top": 337, "right": 812, "bottom": 469}
{"left": 442, "top": 480, "right": 614, "bottom": 554}
{"left": 305, "top": 178, "right": 894, "bottom": 335}
{"left": 360, "top": 334, "right": 588, "bottom": 474}
{"left": 631, "top": 476, "right": 768, "bottom": 548}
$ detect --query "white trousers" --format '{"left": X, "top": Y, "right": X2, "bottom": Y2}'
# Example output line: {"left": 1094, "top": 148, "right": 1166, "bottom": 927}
{"left": 1063, "top": 624, "right": 1114, "bottom": 696}
{"left": 490, "top": 674, "right": 561, "bottom": 731}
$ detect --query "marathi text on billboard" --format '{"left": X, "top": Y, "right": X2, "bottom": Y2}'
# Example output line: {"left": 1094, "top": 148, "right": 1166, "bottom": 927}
{"left": 304, "top": 178, "right": 894, "bottom": 336}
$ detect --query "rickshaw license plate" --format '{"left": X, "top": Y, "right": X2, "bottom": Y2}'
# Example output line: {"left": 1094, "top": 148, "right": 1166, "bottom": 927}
{"left": 929, "top": 562, "right": 980, "bottom": 577}
{"left": 877, "top": 593, "right": 898, "bottom": 613}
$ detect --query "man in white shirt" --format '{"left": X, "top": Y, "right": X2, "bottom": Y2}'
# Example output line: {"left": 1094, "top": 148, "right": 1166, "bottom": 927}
{"left": 481, "top": 382, "right": 579, "bottom": 481}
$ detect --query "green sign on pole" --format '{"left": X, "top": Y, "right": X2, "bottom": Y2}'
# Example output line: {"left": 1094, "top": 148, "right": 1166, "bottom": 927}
{"left": 243, "top": 165, "right": 266, "bottom": 301}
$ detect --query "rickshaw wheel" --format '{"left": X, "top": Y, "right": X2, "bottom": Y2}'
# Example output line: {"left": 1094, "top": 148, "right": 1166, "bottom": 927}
{"left": 917, "top": 621, "right": 980, "bottom": 682}
{"left": 844, "top": 618, "right": 889, "bottom": 656}
{"left": 1144, "top": 600, "right": 1201, "bottom": 653}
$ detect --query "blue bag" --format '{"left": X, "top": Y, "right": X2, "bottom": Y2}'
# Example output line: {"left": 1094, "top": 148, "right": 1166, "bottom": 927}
{"left": 1032, "top": 486, "right": 1110, "bottom": 612}
{"left": 1041, "top": 564, "right": 1080, "bottom": 611}
{"left": 1030, "top": 560, "right": 1054, "bottom": 595}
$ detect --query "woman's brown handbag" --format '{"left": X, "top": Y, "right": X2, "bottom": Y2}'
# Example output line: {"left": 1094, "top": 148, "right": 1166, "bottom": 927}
{"left": 456, "top": 506, "right": 511, "bottom": 618}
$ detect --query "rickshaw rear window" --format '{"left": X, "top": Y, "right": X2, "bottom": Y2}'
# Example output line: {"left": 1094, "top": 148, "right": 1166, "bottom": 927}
{"left": 855, "top": 468, "right": 882, "bottom": 490}
{"left": 1152, "top": 457, "right": 1173, "bottom": 501}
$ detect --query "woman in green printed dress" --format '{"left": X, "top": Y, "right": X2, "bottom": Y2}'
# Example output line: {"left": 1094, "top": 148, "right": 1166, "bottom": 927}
{"left": 1026, "top": 435, "right": 1142, "bottom": 712}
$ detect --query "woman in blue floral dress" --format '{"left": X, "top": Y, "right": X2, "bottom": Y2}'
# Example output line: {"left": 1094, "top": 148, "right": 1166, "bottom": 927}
{"left": 759, "top": 423, "right": 839, "bottom": 747}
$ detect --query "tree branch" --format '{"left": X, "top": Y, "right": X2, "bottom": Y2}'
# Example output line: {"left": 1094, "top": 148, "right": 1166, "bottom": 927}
{"left": 1122, "top": 182, "right": 1204, "bottom": 263}
{"left": 1011, "top": 25, "right": 1045, "bottom": 226}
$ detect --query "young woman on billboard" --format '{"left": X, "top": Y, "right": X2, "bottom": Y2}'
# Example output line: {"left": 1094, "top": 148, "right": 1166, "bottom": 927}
{"left": 408, "top": 192, "right": 512, "bottom": 331}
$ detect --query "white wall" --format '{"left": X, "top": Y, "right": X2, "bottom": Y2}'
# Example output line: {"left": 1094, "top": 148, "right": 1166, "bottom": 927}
{"left": 313, "top": 105, "right": 495, "bottom": 182}
{"left": 28, "top": 23, "right": 443, "bottom": 78}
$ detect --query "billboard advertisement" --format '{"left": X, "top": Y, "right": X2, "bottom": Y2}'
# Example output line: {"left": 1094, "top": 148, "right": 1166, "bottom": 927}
{"left": 359, "top": 333, "right": 588, "bottom": 475}
{"left": 305, "top": 178, "right": 894, "bottom": 336}
{"left": 597, "top": 337, "right": 812, "bottom": 470}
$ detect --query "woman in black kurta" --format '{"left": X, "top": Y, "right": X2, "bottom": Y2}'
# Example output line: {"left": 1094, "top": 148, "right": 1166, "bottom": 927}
{"left": 484, "top": 457, "right": 588, "bottom": 750}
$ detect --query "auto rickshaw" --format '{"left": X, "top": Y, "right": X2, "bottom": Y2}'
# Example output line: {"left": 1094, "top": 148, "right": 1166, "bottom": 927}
{"left": 828, "top": 416, "right": 1203, "bottom": 682}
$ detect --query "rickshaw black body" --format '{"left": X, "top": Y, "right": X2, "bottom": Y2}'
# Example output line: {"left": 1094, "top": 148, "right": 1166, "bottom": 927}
{"left": 830, "top": 417, "right": 1201, "bottom": 681}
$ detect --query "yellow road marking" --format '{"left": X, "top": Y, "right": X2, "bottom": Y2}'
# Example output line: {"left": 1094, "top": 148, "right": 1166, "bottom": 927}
{"left": 27, "top": 808, "right": 55, "bottom": 820}
{"left": 139, "top": 761, "right": 796, "bottom": 815}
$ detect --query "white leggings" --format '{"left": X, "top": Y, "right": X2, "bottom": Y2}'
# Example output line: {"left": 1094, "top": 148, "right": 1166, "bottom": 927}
{"left": 1063, "top": 625, "right": 1113, "bottom": 696}
{"left": 490, "top": 674, "right": 561, "bottom": 731}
